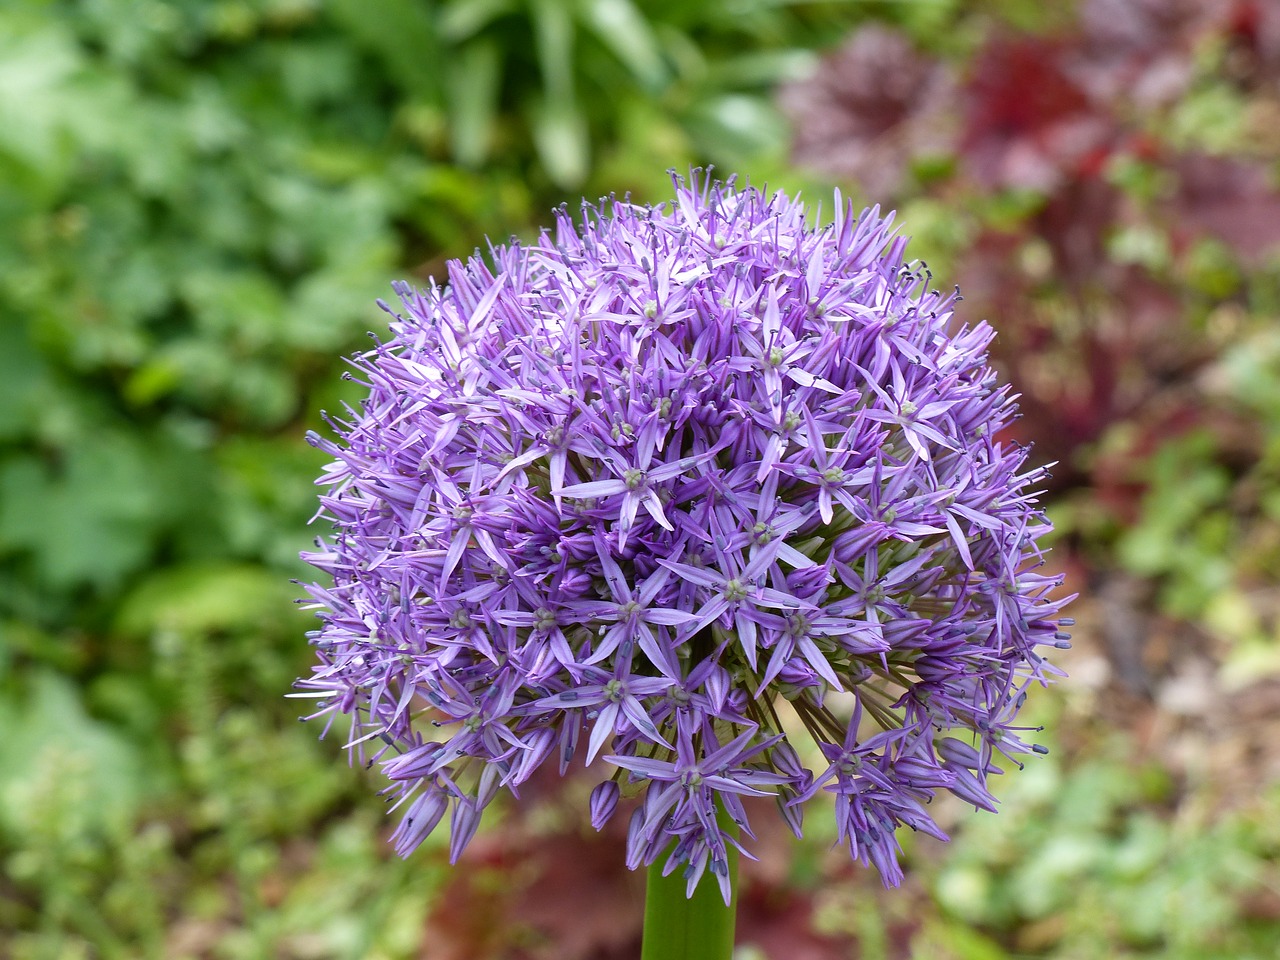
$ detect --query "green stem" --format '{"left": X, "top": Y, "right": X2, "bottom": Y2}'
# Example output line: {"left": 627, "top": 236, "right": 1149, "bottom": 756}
{"left": 640, "top": 804, "right": 739, "bottom": 960}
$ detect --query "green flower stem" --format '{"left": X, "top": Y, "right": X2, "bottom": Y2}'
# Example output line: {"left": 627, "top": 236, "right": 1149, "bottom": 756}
{"left": 640, "top": 803, "right": 739, "bottom": 960}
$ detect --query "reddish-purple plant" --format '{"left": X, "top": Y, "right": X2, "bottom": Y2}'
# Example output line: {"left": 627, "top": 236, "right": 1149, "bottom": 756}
{"left": 295, "top": 173, "right": 1071, "bottom": 902}
{"left": 778, "top": 25, "right": 957, "bottom": 199}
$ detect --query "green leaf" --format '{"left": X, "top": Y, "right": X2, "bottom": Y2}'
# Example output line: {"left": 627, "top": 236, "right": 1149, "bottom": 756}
{"left": 0, "top": 671, "right": 151, "bottom": 838}
{"left": 580, "top": 0, "right": 669, "bottom": 91}
{"left": 0, "top": 318, "right": 53, "bottom": 442}
{"left": 327, "top": 0, "right": 443, "bottom": 100}
{"left": 0, "top": 21, "right": 82, "bottom": 184}
{"left": 0, "top": 419, "right": 216, "bottom": 594}
{"left": 438, "top": 0, "right": 516, "bottom": 42}
{"left": 214, "top": 436, "right": 321, "bottom": 569}
{"left": 531, "top": 95, "right": 590, "bottom": 188}
{"left": 682, "top": 94, "right": 787, "bottom": 165}
{"left": 180, "top": 269, "right": 286, "bottom": 343}
{"left": 278, "top": 39, "right": 359, "bottom": 108}
{"left": 0, "top": 448, "right": 154, "bottom": 592}
{"left": 919, "top": 920, "right": 1011, "bottom": 960}
{"left": 115, "top": 562, "right": 300, "bottom": 638}
{"left": 702, "top": 49, "right": 816, "bottom": 88}
{"left": 447, "top": 38, "right": 502, "bottom": 166}
{"left": 530, "top": 0, "right": 576, "bottom": 103}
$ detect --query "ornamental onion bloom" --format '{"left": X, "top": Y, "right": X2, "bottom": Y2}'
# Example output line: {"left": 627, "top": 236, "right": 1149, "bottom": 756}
{"left": 294, "top": 172, "right": 1071, "bottom": 903}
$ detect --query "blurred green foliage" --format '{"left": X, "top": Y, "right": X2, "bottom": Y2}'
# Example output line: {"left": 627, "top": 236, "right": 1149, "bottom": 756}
{"left": 2, "top": 0, "right": 1280, "bottom": 958}
{"left": 0, "top": 1, "right": 864, "bottom": 956}
{"left": 930, "top": 706, "right": 1280, "bottom": 960}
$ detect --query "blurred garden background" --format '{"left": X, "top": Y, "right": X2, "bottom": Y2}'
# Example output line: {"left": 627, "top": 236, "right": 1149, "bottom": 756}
{"left": 2, "top": 0, "right": 1280, "bottom": 957}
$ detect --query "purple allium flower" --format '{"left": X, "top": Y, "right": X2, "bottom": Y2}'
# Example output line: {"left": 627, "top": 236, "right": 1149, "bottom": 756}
{"left": 294, "top": 172, "right": 1072, "bottom": 903}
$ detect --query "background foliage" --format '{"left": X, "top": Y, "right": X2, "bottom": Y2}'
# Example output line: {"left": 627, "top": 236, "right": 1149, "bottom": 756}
{"left": 2, "top": 1, "right": 1279, "bottom": 958}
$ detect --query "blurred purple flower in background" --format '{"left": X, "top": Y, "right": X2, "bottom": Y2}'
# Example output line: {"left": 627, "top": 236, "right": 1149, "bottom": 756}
{"left": 294, "top": 172, "right": 1071, "bottom": 903}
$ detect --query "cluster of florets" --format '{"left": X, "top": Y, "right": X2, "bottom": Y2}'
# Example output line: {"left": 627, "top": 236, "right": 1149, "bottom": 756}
{"left": 295, "top": 173, "right": 1071, "bottom": 903}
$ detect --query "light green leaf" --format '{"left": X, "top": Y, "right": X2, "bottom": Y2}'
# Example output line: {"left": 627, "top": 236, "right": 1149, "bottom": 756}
{"left": 0, "top": 319, "right": 53, "bottom": 442}
{"left": 327, "top": 0, "right": 443, "bottom": 99}
{"left": 0, "top": 22, "right": 82, "bottom": 178}
{"left": 683, "top": 94, "right": 787, "bottom": 164}
{"left": 438, "top": 0, "right": 515, "bottom": 42}
{"left": 447, "top": 38, "right": 502, "bottom": 167}
{"left": 580, "top": 0, "right": 669, "bottom": 91}
{"left": 0, "top": 447, "right": 153, "bottom": 591}
{"left": 531, "top": 95, "right": 590, "bottom": 188}
{"left": 530, "top": 0, "right": 576, "bottom": 102}
{"left": 0, "top": 671, "right": 150, "bottom": 837}
{"left": 115, "top": 562, "right": 300, "bottom": 638}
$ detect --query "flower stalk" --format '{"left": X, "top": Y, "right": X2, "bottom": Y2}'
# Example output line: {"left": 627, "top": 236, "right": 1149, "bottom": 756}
{"left": 642, "top": 802, "right": 739, "bottom": 960}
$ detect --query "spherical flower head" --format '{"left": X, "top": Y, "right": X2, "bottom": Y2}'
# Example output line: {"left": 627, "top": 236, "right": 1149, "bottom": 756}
{"left": 294, "top": 172, "right": 1072, "bottom": 903}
